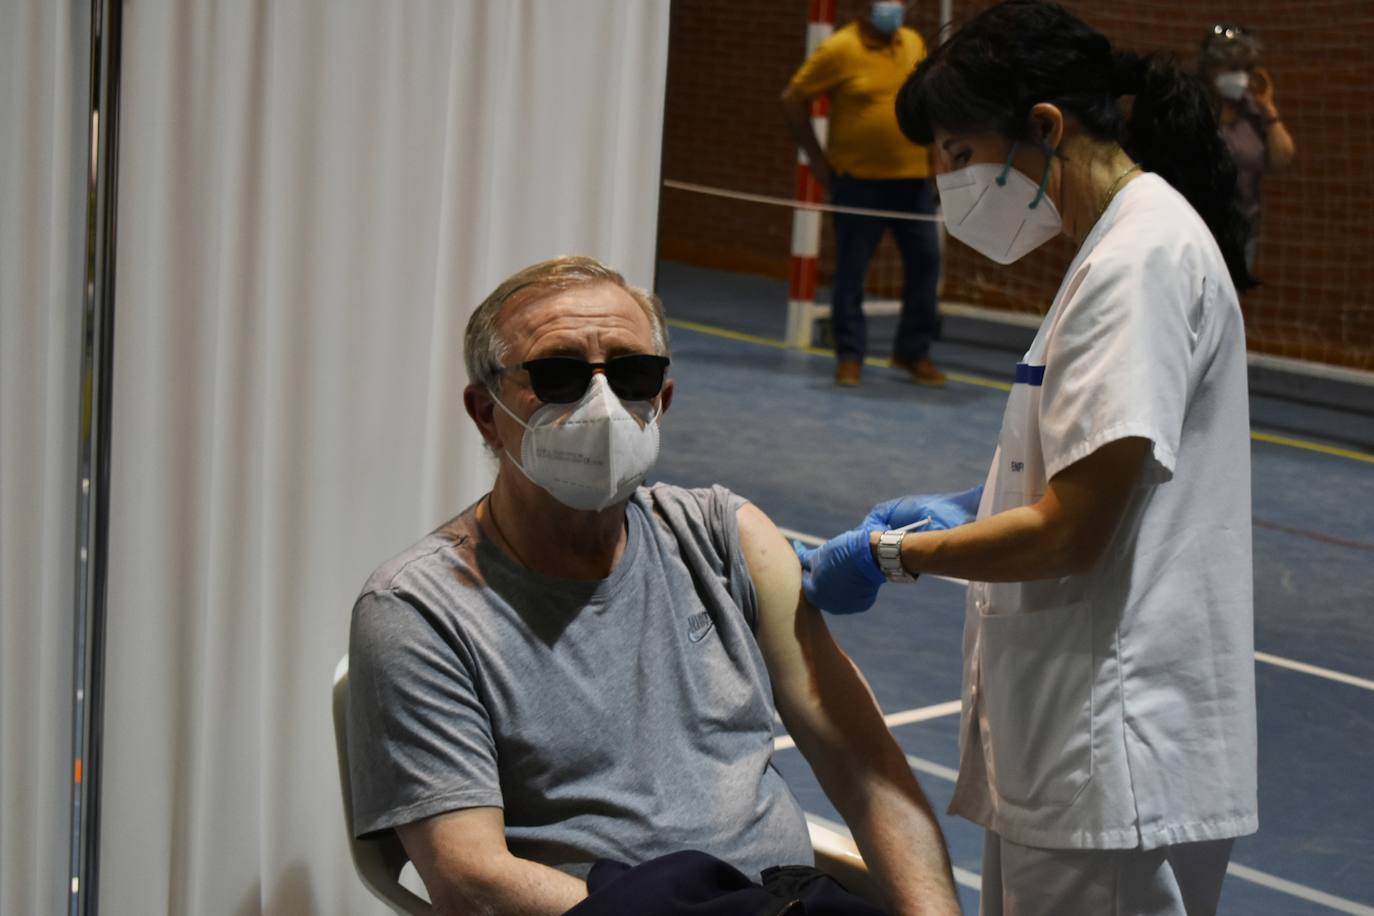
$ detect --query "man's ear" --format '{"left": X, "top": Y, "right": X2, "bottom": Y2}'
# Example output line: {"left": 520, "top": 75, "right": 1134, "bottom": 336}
{"left": 1028, "top": 102, "right": 1066, "bottom": 150}
{"left": 657, "top": 378, "right": 675, "bottom": 416}
{"left": 463, "top": 383, "right": 504, "bottom": 450}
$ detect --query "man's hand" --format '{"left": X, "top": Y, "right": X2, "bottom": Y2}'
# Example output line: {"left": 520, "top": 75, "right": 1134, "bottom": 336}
{"left": 862, "top": 485, "right": 983, "bottom": 534}
{"left": 794, "top": 525, "right": 885, "bottom": 614}
{"left": 1250, "top": 67, "right": 1278, "bottom": 118}
{"left": 809, "top": 155, "right": 834, "bottom": 192}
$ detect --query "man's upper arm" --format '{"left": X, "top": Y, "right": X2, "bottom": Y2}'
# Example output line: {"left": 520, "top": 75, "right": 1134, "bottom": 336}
{"left": 735, "top": 502, "right": 808, "bottom": 696}
{"left": 348, "top": 588, "right": 502, "bottom": 836}
{"left": 787, "top": 37, "right": 842, "bottom": 100}
{"left": 735, "top": 503, "right": 882, "bottom": 751}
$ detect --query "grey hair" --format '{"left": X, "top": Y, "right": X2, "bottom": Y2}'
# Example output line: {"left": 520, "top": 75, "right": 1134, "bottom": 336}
{"left": 463, "top": 255, "right": 671, "bottom": 392}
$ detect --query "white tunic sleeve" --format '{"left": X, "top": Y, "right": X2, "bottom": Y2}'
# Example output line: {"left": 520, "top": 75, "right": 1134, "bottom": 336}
{"left": 1037, "top": 239, "right": 1204, "bottom": 484}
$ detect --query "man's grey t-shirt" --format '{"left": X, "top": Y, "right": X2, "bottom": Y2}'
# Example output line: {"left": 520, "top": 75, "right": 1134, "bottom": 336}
{"left": 347, "top": 483, "right": 813, "bottom": 879}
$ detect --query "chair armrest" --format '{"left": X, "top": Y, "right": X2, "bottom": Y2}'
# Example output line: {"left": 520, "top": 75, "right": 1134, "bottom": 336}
{"left": 808, "top": 818, "right": 884, "bottom": 905}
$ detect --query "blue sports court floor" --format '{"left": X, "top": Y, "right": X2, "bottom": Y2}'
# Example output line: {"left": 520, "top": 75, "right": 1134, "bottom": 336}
{"left": 650, "top": 260, "right": 1374, "bottom": 914}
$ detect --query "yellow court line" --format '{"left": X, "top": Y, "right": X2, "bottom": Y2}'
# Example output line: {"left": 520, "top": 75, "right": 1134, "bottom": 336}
{"left": 667, "top": 318, "right": 787, "bottom": 350}
{"left": 667, "top": 317, "right": 1374, "bottom": 465}
{"left": 1250, "top": 431, "right": 1374, "bottom": 465}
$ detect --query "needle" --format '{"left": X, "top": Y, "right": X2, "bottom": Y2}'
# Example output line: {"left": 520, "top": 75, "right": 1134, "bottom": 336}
{"left": 892, "top": 517, "right": 932, "bottom": 533}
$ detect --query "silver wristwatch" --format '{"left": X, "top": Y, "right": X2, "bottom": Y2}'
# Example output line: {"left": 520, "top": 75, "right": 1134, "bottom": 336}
{"left": 876, "top": 530, "right": 916, "bottom": 583}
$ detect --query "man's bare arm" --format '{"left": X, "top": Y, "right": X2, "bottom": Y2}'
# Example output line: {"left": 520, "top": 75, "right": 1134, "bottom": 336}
{"left": 397, "top": 807, "right": 586, "bottom": 916}
{"left": 738, "top": 503, "right": 960, "bottom": 916}
{"left": 781, "top": 86, "right": 833, "bottom": 189}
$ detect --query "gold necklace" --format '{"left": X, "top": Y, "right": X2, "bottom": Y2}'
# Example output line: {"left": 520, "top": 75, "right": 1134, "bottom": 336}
{"left": 1096, "top": 162, "right": 1141, "bottom": 223}
{"left": 483, "top": 494, "right": 529, "bottom": 569}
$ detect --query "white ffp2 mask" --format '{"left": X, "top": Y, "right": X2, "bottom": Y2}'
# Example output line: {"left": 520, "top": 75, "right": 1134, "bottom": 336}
{"left": 1214, "top": 71, "right": 1249, "bottom": 102}
{"left": 936, "top": 144, "right": 1063, "bottom": 265}
{"left": 491, "top": 373, "right": 661, "bottom": 512}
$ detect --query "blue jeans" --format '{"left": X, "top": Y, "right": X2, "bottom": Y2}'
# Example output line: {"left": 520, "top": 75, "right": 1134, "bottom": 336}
{"left": 829, "top": 175, "right": 941, "bottom": 363}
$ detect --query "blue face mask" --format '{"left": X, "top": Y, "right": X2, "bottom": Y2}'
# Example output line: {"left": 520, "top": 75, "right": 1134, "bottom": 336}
{"left": 870, "top": 2, "right": 905, "bottom": 36}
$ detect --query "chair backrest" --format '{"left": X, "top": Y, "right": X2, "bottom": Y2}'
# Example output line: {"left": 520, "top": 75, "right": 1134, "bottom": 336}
{"left": 332, "top": 655, "right": 433, "bottom": 915}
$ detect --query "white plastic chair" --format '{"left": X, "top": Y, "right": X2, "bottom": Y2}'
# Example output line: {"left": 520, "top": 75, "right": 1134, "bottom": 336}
{"left": 333, "top": 656, "right": 432, "bottom": 915}
{"left": 333, "top": 655, "right": 880, "bottom": 914}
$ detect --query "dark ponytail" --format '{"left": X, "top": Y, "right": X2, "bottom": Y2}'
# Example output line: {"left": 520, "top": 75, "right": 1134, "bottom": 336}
{"left": 896, "top": 0, "right": 1255, "bottom": 290}
{"left": 1114, "top": 51, "right": 1255, "bottom": 290}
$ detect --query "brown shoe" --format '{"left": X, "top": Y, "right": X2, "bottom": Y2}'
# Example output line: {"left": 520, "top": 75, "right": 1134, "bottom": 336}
{"left": 893, "top": 355, "right": 947, "bottom": 387}
{"left": 835, "top": 359, "right": 862, "bottom": 386}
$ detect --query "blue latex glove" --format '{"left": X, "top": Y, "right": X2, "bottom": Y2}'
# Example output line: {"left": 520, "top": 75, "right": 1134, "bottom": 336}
{"left": 792, "top": 525, "right": 885, "bottom": 615}
{"left": 862, "top": 484, "right": 984, "bottom": 533}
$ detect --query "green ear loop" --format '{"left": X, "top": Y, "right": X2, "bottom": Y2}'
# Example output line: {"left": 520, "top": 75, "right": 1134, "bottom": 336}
{"left": 1030, "top": 152, "right": 1052, "bottom": 209}
{"left": 994, "top": 142, "right": 1053, "bottom": 210}
{"left": 994, "top": 144, "right": 1017, "bottom": 187}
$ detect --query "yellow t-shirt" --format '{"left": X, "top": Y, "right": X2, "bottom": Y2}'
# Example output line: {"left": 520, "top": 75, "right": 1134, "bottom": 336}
{"left": 788, "top": 23, "right": 931, "bottom": 179}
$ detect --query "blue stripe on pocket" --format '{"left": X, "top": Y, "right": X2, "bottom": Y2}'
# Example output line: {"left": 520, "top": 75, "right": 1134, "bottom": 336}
{"left": 1015, "top": 363, "right": 1046, "bottom": 386}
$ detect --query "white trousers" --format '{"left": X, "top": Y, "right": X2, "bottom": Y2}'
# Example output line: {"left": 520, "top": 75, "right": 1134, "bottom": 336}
{"left": 979, "top": 831, "right": 1235, "bottom": 916}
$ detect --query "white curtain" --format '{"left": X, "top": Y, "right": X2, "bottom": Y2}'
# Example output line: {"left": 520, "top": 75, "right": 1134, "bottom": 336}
{"left": 0, "top": 2, "right": 89, "bottom": 914}
{"left": 89, "top": 1, "right": 669, "bottom": 913}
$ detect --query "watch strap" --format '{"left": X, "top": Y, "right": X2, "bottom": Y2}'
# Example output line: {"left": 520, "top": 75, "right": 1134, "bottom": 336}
{"left": 876, "top": 529, "right": 916, "bottom": 582}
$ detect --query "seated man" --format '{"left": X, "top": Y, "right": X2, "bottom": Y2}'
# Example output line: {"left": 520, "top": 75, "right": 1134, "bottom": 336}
{"left": 346, "top": 256, "right": 959, "bottom": 916}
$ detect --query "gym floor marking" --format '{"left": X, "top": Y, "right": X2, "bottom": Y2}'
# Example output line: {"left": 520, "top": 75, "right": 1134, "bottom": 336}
{"left": 802, "top": 811, "right": 1374, "bottom": 913}
{"left": 772, "top": 700, "right": 964, "bottom": 752}
{"left": 667, "top": 318, "right": 1374, "bottom": 463}
{"left": 806, "top": 813, "right": 983, "bottom": 891}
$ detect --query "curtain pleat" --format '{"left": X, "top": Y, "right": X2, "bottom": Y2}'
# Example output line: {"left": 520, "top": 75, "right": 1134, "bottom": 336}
{"left": 0, "top": 2, "right": 89, "bottom": 914}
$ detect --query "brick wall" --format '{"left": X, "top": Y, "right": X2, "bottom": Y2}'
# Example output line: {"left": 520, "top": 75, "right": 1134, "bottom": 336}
{"left": 658, "top": 0, "right": 1374, "bottom": 370}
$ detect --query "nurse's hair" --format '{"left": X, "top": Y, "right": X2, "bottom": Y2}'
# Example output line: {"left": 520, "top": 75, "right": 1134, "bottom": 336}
{"left": 464, "top": 255, "right": 670, "bottom": 393}
{"left": 896, "top": 0, "right": 1254, "bottom": 291}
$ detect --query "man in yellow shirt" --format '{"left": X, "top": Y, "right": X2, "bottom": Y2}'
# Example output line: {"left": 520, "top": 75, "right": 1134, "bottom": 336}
{"left": 783, "top": 1, "right": 944, "bottom": 388}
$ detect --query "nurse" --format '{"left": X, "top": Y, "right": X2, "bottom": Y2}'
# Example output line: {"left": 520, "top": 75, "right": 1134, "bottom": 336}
{"left": 796, "top": 2, "right": 1258, "bottom": 913}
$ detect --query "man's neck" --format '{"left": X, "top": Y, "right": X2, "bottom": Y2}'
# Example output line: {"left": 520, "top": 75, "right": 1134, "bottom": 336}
{"left": 481, "top": 475, "right": 629, "bottom": 580}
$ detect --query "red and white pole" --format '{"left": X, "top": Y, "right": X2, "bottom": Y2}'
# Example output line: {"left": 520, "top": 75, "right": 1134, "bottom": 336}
{"left": 785, "top": 0, "right": 834, "bottom": 348}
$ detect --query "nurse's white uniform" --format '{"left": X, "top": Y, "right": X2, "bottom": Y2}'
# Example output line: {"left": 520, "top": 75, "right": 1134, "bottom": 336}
{"left": 951, "top": 175, "right": 1258, "bottom": 914}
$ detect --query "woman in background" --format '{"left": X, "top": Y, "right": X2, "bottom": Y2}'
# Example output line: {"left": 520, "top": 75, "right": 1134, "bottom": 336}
{"left": 1200, "top": 23, "right": 1296, "bottom": 272}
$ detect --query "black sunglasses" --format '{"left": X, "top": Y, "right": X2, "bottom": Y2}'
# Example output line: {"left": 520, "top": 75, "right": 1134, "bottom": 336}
{"left": 502, "top": 354, "right": 670, "bottom": 404}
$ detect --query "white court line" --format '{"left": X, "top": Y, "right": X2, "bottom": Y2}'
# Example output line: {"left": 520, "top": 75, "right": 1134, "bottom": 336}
{"left": 779, "top": 526, "right": 1374, "bottom": 692}
{"left": 883, "top": 699, "right": 963, "bottom": 729}
{"left": 1226, "top": 864, "right": 1374, "bottom": 916}
{"left": 804, "top": 813, "right": 1374, "bottom": 913}
{"left": 807, "top": 813, "right": 981, "bottom": 891}
{"left": 906, "top": 752, "right": 960, "bottom": 783}
{"left": 1254, "top": 651, "right": 1374, "bottom": 692}
{"left": 772, "top": 700, "right": 962, "bottom": 752}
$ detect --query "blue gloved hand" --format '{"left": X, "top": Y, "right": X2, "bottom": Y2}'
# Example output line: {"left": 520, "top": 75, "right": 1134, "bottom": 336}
{"left": 792, "top": 525, "right": 885, "bottom": 614}
{"left": 862, "top": 484, "right": 984, "bottom": 534}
